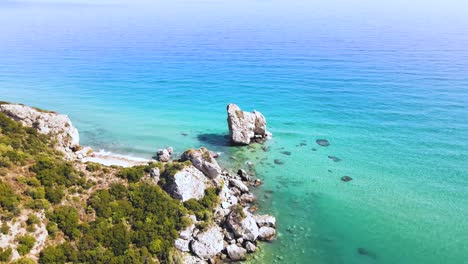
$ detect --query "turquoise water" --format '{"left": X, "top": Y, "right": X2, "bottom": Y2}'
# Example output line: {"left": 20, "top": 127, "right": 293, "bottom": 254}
{"left": 1, "top": 1, "right": 468, "bottom": 263}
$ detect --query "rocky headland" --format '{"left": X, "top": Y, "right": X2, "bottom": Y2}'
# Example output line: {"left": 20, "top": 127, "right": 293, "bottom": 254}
{"left": 0, "top": 102, "right": 276, "bottom": 263}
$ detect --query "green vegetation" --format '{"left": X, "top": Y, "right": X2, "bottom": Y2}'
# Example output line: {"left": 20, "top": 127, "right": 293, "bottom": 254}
{"left": 85, "top": 162, "right": 101, "bottom": 172}
{"left": 183, "top": 187, "right": 220, "bottom": 230}
{"left": 0, "top": 247, "right": 12, "bottom": 262}
{"left": 1, "top": 112, "right": 223, "bottom": 263}
{"left": 16, "top": 235, "right": 36, "bottom": 256}
{"left": 0, "top": 180, "right": 19, "bottom": 213}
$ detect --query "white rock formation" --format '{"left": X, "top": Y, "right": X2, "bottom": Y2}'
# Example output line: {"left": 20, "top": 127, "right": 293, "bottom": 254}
{"left": 165, "top": 165, "right": 212, "bottom": 202}
{"left": 226, "top": 104, "right": 269, "bottom": 145}
{"left": 190, "top": 226, "right": 224, "bottom": 260}
{"left": 226, "top": 209, "right": 259, "bottom": 241}
{"left": 0, "top": 103, "right": 79, "bottom": 158}
{"left": 258, "top": 226, "right": 276, "bottom": 241}
{"left": 181, "top": 148, "right": 221, "bottom": 179}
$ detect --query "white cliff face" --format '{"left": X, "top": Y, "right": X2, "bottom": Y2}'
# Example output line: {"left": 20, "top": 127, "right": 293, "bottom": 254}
{"left": 0, "top": 103, "right": 79, "bottom": 158}
{"left": 226, "top": 104, "right": 269, "bottom": 145}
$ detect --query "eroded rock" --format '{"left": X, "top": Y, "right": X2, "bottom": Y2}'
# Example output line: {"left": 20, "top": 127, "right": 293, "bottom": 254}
{"left": 227, "top": 104, "right": 270, "bottom": 145}
{"left": 181, "top": 148, "right": 221, "bottom": 179}
{"left": 226, "top": 209, "right": 259, "bottom": 241}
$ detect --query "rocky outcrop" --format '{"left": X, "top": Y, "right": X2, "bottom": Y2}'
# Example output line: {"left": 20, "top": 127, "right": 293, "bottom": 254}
{"left": 226, "top": 104, "right": 271, "bottom": 145}
{"left": 226, "top": 209, "right": 259, "bottom": 241}
{"left": 181, "top": 148, "right": 221, "bottom": 179}
{"left": 190, "top": 225, "right": 224, "bottom": 260}
{"left": 165, "top": 165, "right": 212, "bottom": 201}
{"left": 0, "top": 103, "right": 80, "bottom": 158}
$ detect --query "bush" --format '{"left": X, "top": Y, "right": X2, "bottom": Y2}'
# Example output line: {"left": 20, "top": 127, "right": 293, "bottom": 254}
{"left": 0, "top": 247, "right": 12, "bottom": 262}
{"left": 16, "top": 235, "right": 36, "bottom": 255}
{"left": 45, "top": 186, "right": 64, "bottom": 204}
{"left": 0, "top": 180, "right": 19, "bottom": 212}
{"left": 48, "top": 206, "right": 79, "bottom": 239}
{"left": 85, "top": 162, "right": 101, "bottom": 172}
{"left": 117, "top": 166, "right": 146, "bottom": 182}
{"left": 1, "top": 222, "right": 10, "bottom": 234}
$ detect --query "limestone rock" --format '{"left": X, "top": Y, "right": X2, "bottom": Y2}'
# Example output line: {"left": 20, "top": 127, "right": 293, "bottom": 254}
{"left": 156, "top": 148, "right": 171, "bottom": 162}
{"left": 0, "top": 103, "right": 80, "bottom": 158}
{"left": 175, "top": 238, "right": 191, "bottom": 252}
{"left": 258, "top": 226, "right": 276, "bottom": 241}
{"left": 230, "top": 179, "right": 249, "bottom": 193}
{"left": 181, "top": 148, "right": 221, "bottom": 178}
{"left": 226, "top": 104, "right": 269, "bottom": 145}
{"left": 245, "top": 241, "right": 257, "bottom": 253}
{"left": 75, "top": 146, "right": 93, "bottom": 159}
{"left": 165, "top": 165, "right": 211, "bottom": 202}
{"left": 180, "top": 253, "right": 207, "bottom": 264}
{"left": 226, "top": 244, "right": 247, "bottom": 261}
{"left": 226, "top": 209, "right": 259, "bottom": 241}
{"left": 253, "top": 214, "right": 276, "bottom": 228}
{"left": 191, "top": 226, "right": 224, "bottom": 260}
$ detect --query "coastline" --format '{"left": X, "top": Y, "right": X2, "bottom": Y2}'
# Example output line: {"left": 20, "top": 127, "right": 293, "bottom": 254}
{"left": 0, "top": 102, "right": 277, "bottom": 263}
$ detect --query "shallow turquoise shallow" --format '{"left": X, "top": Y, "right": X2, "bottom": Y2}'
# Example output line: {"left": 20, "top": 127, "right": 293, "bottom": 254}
{"left": 1, "top": 1, "right": 468, "bottom": 263}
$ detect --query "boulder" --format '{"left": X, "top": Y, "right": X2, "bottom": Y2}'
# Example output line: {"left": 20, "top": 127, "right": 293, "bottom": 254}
{"left": 253, "top": 214, "right": 276, "bottom": 228}
{"left": 155, "top": 148, "right": 171, "bottom": 162}
{"left": 180, "top": 253, "right": 207, "bottom": 264}
{"left": 237, "top": 169, "right": 251, "bottom": 181}
{"left": 0, "top": 103, "right": 80, "bottom": 159}
{"left": 181, "top": 148, "right": 221, "bottom": 179}
{"left": 226, "top": 209, "right": 259, "bottom": 241}
{"left": 190, "top": 226, "right": 224, "bottom": 260}
{"left": 165, "top": 165, "right": 211, "bottom": 202}
{"left": 258, "top": 226, "right": 276, "bottom": 241}
{"left": 227, "top": 104, "right": 269, "bottom": 145}
{"left": 245, "top": 241, "right": 257, "bottom": 253}
{"left": 230, "top": 179, "right": 249, "bottom": 193}
{"left": 226, "top": 244, "right": 247, "bottom": 261}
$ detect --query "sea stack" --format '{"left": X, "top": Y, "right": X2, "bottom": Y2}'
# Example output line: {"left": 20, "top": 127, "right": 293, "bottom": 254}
{"left": 227, "top": 103, "right": 271, "bottom": 145}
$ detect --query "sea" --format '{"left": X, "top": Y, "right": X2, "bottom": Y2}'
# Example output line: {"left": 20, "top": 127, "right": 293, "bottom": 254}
{"left": 1, "top": 0, "right": 468, "bottom": 263}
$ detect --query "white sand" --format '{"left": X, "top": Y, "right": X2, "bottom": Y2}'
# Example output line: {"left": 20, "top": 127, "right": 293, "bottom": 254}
{"left": 81, "top": 149, "right": 151, "bottom": 167}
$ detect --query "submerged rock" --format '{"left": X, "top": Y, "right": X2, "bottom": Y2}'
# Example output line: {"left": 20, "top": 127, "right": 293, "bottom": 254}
{"left": 274, "top": 159, "right": 284, "bottom": 165}
{"left": 357, "top": 248, "right": 377, "bottom": 259}
{"left": 316, "top": 139, "right": 330, "bottom": 147}
{"left": 0, "top": 103, "right": 80, "bottom": 159}
{"left": 280, "top": 151, "right": 292, "bottom": 156}
{"left": 341, "top": 176, "right": 353, "bottom": 182}
{"left": 328, "top": 156, "right": 341, "bottom": 162}
{"left": 227, "top": 103, "right": 270, "bottom": 145}
{"left": 181, "top": 147, "right": 222, "bottom": 179}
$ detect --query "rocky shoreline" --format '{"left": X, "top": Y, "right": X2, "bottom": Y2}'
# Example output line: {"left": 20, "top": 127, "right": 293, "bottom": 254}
{"left": 0, "top": 102, "right": 276, "bottom": 263}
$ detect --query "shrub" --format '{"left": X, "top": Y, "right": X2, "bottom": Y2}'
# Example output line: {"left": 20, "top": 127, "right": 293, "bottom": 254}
{"left": 117, "top": 166, "right": 146, "bottom": 182}
{"left": 0, "top": 247, "right": 12, "bottom": 262}
{"left": 85, "top": 162, "right": 101, "bottom": 172}
{"left": 16, "top": 235, "right": 36, "bottom": 255}
{"left": 48, "top": 206, "right": 79, "bottom": 239}
{"left": 0, "top": 180, "right": 19, "bottom": 212}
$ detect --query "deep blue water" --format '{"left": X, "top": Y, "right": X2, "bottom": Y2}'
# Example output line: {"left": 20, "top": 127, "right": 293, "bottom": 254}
{"left": 1, "top": 1, "right": 468, "bottom": 263}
